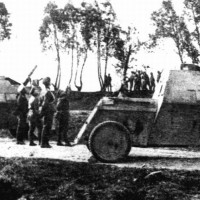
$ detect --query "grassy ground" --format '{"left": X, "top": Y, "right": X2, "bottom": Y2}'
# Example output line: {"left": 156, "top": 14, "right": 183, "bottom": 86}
{"left": 69, "top": 90, "right": 153, "bottom": 110}
{"left": 0, "top": 157, "right": 200, "bottom": 200}
{"left": 69, "top": 91, "right": 104, "bottom": 110}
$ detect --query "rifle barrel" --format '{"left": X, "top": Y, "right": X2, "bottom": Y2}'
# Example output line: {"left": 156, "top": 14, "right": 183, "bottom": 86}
{"left": 28, "top": 65, "right": 37, "bottom": 77}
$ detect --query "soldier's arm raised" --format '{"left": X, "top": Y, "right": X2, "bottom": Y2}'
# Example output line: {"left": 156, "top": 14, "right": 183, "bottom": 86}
{"left": 23, "top": 65, "right": 38, "bottom": 86}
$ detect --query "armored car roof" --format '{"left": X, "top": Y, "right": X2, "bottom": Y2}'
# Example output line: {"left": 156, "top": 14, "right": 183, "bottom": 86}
{"left": 0, "top": 76, "right": 19, "bottom": 102}
{"left": 162, "top": 70, "right": 200, "bottom": 104}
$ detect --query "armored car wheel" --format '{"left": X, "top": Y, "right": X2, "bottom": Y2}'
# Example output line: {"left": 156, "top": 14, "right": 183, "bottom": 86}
{"left": 89, "top": 121, "right": 131, "bottom": 163}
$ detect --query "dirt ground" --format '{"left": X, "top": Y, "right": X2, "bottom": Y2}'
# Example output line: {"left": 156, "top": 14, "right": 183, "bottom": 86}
{"left": 1, "top": 139, "right": 200, "bottom": 200}
{"left": 1, "top": 109, "right": 200, "bottom": 199}
{"left": 2, "top": 137, "right": 200, "bottom": 171}
{"left": 2, "top": 110, "right": 200, "bottom": 171}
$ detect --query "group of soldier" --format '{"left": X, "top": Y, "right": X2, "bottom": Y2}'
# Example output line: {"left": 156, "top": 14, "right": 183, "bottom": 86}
{"left": 125, "top": 70, "right": 162, "bottom": 93}
{"left": 117, "top": 70, "right": 162, "bottom": 97}
{"left": 103, "top": 74, "right": 112, "bottom": 92}
{"left": 14, "top": 76, "right": 71, "bottom": 148}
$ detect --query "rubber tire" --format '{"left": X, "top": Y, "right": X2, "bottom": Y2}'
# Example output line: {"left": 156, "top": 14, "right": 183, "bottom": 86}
{"left": 89, "top": 121, "right": 131, "bottom": 163}
{"left": 86, "top": 141, "right": 90, "bottom": 151}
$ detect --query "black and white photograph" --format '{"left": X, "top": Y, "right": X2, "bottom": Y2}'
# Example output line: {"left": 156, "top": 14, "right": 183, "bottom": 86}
{"left": 0, "top": 0, "right": 200, "bottom": 199}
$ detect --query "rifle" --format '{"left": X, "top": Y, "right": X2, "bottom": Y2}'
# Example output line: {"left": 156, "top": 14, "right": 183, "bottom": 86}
{"left": 23, "top": 65, "right": 38, "bottom": 86}
{"left": 28, "top": 65, "right": 38, "bottom": 77}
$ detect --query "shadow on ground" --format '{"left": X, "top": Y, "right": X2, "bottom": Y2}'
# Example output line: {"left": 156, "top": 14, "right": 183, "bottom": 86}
{"left": 0, "top": 156, "right": 199, "bottom": 200}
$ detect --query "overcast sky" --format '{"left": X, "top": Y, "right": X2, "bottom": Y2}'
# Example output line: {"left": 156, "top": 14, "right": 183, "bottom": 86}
{"left": 0, "top": 0, "right": 184, "bottom": 91}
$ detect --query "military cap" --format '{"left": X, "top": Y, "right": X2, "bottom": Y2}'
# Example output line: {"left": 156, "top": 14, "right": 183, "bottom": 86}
{"left": 42, "top": 77, "right": 51, "bottom": 86}
{"left": 32, "top": 79, "right": 39, "bottom": 87}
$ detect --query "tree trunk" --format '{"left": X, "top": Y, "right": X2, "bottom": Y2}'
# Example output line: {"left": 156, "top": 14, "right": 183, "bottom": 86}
{"left": 74, "top": 45, "right": 80, "bottom": 91}
{"left": 104, "top": 44, "right": 109, "bottom": 80}
{"left": 97, "top": 30, "right": 103, "bottom": 90}
{"left": 69, "top": 27, "right": 76, "bottom": 87}
{"left": 53, "top": 24, "right": 61, "bottom": 90}
{"left": 79, "top": 50, "right": 88, "bottom": 91}
{"left": 74, "top": 48, "right": 88, "bottom": 92}
{"left": 175, "top": 40, "right": 184, "bottom": 64}
{"left": 191, "top": 7, "right": 200, "bottom": 48}
{"left": 123, "top": 45, "right": 132, "bottom": 81}
{"left": 68, "top": 46, "right": 74, "bottom": 86}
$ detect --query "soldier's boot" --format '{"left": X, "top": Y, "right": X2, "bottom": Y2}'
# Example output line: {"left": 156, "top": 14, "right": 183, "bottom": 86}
{"left": 41, "top": 136, "right": 51, "bottom": 148}
{"left": 57, "top": 130, "right": 64, "bottom": 146}
{"left": 41, "top": 126, "right": 51, "bottom": 148}
{"left": 64, "top": 134, "right": 71, "bottom": 147}
{"left": 28, "top": 129, "right": 37, "bottom": 146}
{"left": 30, "top": 142, "right": 37, "bottom": 146}
{"left": 16, "top": 127, "right": 25, "bottom": 145}
{"left": 38, "top": 131, "right": 41, "bottom": 145}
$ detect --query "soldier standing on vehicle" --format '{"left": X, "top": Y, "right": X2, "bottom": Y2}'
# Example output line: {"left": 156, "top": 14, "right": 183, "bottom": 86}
{"left": 103, "top": 75, "right": 108, "bottom": 92}
{"left": 129, "top": 71, "right": 135, "bottom": 92}
{"left": 149, "top": 72, "right": 155, "bottom": 92}
{"left": 141, "top": 74, "right": 146, "bottom": 91}
{"left": 107, "top": 74, "right": 112, "bottom": 92}
{"left": 157, "top": 70, "right": 162, "bottom": 83}
{"left": 15, "top": 77, "right": 30, "bottom": 145}
{"left": 144, "top": 71, "right": 150, "bottom": 91}
{"left": 27, "top": 85, "right": 42, "bottom": 146}
{"left": 134, "top": 71, "right": 141, "bottom": 92}
{"left": 40, "top": 77, "right": 55, "bottom": 148}
{"left": 55, "top": 88, "right": 71, "bottom": 146}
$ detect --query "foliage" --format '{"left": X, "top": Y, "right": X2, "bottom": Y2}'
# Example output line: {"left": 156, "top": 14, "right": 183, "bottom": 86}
{"left": 150, "top": 0, "right": 186, "bottom": 63}
{"left": 39, "top": 2, "right": 62, "bottom": 90}
{"left": 60, "top": 3, "right": 81, "bottom": 87}
{"left": 183, "top": 0, "right": 200, "bottom": 63}
{"left": 80, "top": 1, "right": 106, "bottom": 90}
{"left": 183, "top": 0, "right": 200, "bottom": 46}
{"left": 114, "top": 26, "right": 142, "bottom": 81}
{"left": 38, "top": 1, "right": 144, "bottom": 91}
{"left": 180, "top": 19, "right": 199, "bottom": 64}
{"left": 150, "top": 0, "right": 200, "bottom": 64}
{"left": 56, "top": 2, "right": 91, "bottom": 91}
{"left": 101, "top": 2, "right": 120, "bottom": 81}
{"left": 80, "top": 1, "right": 121, "bottom": 90}
{"left": 0, "top": 2, "right": 12, "bottom": 41}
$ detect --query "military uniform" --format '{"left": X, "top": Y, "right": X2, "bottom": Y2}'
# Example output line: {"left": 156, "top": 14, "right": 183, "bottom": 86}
{"left": 40, "top": 77, "right": 55, "bottom": 148}
{"left": 129, "top": 72, "right": 135, "bottom": 92}
{"left": 107, "top": 74, "right": 112, "bottom": 92}
{"left": 149, "top": 73, "right": 155, "bottom": 92}
{"left": 27, "top": 87, "right": 42, "bottom": 146}
{"left": 15, "top": 86, "right": 28, "bottom": 144}
{"left": 55, "top": 91, "right": 71, "bottom": 146}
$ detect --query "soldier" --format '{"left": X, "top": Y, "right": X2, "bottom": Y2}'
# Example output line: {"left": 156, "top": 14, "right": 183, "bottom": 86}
{"left": 129, "top": 71, "right": 135, "bottom": 92}
{"left": 144, "top": 71, "right": 150, "bottom": 91}
{"left": 55, "top": 89, "right": 71, "bottom": 146}
{"left": 27, "top": 86, "right": 42, "bottom": 146}
{"left": 149, "top": 72, "right": 155, "bottom": 92}
{"left": 140, "top": 74, "right": 146, "bottom": 91}
{"left": 15, "top": 79, "right": 30, "bottom": 144}
{"left": 134, "top": 71, "right": 141, "bottom": 92}
{"left": 107, "top": 74, "right": 112, "bottom": 92}
{"left": 157, "top": 70, "right": 162, "bottom": 83}
{"left": 103, "top": 75, "right": 108, "bottom": 92}
{"left": 40, "top": 77, "right": 55, "bottom": 148}
{"left": 118, "top": 78, "right": 129, "bottom": 97}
